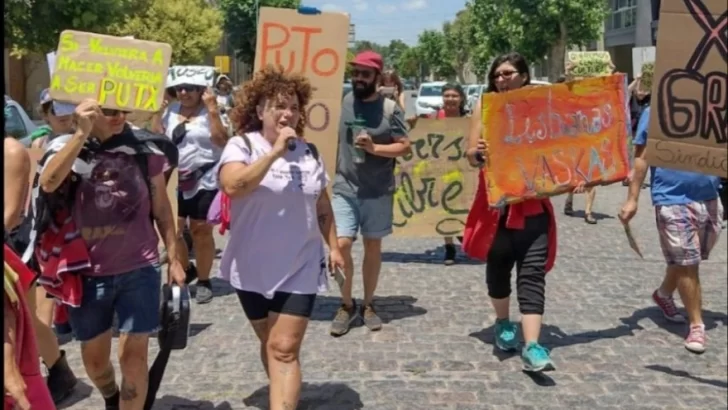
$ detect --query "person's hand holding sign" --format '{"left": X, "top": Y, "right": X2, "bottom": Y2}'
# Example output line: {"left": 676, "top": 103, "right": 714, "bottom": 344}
{"left": 74, "top": 99, "right": 101, "bottom": 139}
{"left": 202, "top": 87, "right": 218, "bottom": 111}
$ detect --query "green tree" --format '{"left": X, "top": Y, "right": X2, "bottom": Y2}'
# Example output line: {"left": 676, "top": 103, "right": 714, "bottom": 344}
{"left": 469, "top": 0, "right": 608, "bottom": 81}
{"left": 417, "top": 29, "right": 456, "bottom": 80}
{"left": 345, "top": 48, "right": 355, "bottom": 79}
{"left": 352, "top": 40, "right": 387, "bottom": 57}
{"left": 5, "top": 0, "right": 139, "bottom": 56}
{"left": 220, "top": 0, "right": 300, "bottom": 65}
{"left": 395, "top": 46, "right": 422, "bottom": 79}
{"left": 384, "top": 39, "right": 408, "bottom": 70}
{"left": 442, "top": 8, "right": 477, "bottom": 83}
{"left": 110, "top": 0, "right": 223, "bottom": 64}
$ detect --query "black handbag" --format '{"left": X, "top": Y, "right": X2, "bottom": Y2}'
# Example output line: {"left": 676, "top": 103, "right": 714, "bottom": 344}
{"left": 158, "top": 283, "right": 191, "bottom": 350}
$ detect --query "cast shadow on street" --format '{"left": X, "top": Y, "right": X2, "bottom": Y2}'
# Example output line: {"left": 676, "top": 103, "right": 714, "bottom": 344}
{"left": 382, "top": 245, "right": 484, "bottom": 265}
{"left": 190, "top": 278, "right": 236, "bottom": 298}
{"left": 562, "top": 210, "right": 614, "bottom": 221}
{"left": 644, "top": 365, "right": 728, "bottom": 389}
{"left": 470, "top": 306, "right": 727, "bottom": 353}
{"left": 56, "top": 379, "right": 94, "bottom": 409}
{"left": 150, "top": 396, "right": 233, "bottom": 410}
{"left": 243, "top": 382, "right": 364, "bottom": 410}
{"left": 310, "top": 295, "right": 427, "bottom": 325}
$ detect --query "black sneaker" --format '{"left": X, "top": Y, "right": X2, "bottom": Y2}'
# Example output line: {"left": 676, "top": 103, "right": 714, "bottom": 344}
{"left": 444, "top": 244, "right": 456, "bottom": 266}
{"left": 330, "top": 301, "right": 358, "bottom": 337}
{"left": 46, "top": 350, "right": 77, "bottom": 404}
{"left": 104, "top": 390, "right": 120, "bottom": 410}
{"left": 185, "top": 263, "right": 198, "bottom": 285}
{"left": 195, "top": 280, "right": 213, "bottom": 304}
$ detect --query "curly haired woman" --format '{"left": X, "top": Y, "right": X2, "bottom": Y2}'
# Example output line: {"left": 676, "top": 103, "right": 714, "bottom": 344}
{"left": 218, "top": 65, "right": 345, "bottom": 410}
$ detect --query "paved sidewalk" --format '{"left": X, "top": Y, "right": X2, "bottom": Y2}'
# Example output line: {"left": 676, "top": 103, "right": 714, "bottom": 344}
{"left": 59, "top": 185, "right": 727, "bottom": 409}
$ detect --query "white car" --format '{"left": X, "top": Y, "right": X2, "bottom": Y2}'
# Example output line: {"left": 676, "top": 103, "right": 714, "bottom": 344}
{"left": 415, "top": 81, "right": 446, "bottom": 117}
{"left": 5, "top": 95, "right": 38, "bottom": 139}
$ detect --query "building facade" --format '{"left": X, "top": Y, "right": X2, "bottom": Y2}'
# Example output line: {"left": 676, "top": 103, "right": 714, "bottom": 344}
{"left": 603, "top": 0, "right": 660, "bottom": 76}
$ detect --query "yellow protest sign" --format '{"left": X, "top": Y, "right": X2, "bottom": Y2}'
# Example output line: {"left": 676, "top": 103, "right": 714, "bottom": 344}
{"left": 49, "top": 31, "right": 172, "bottom": 112}
{"left": 215, "top": 55, "right": 230, "bottom": 73}
{"left": 392, "top": 118, "right": 478, "bottom": 237}
{"left": 566, "top": 51, "right": 613, "bottom": 79}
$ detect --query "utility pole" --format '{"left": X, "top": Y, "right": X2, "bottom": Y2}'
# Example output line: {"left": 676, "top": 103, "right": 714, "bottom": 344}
{"left": 348, "top": 24, "right": 356, "bottom": 48}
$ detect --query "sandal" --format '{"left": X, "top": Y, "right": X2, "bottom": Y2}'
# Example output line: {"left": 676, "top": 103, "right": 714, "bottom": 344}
{"left": 584, "top": 213, "right": 597, "bottom": 224}
{"left": 563, "top": 200, "right": 574, "bottom": 216}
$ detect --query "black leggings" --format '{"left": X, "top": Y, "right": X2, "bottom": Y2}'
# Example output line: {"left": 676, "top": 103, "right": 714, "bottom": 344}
{"left": 486, "top": 211, "right": 549, "bottom": 315}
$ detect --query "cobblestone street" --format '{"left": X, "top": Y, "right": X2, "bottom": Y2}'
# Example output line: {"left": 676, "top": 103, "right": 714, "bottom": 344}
{"left": 60, "top": 185, "right": 728, "bottom": 410}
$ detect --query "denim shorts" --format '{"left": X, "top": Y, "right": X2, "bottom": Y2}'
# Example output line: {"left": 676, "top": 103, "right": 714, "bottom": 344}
{"left": 332, "top": 193, "right": 394, "bottom": 239}
{"left": 68, "top": 264, "right": 162, "bottom": 342}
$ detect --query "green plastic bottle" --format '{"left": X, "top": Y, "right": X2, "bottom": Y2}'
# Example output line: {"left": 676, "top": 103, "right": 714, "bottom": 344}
{"left": 351, "top": 115, "right": 367, "bottom": 164}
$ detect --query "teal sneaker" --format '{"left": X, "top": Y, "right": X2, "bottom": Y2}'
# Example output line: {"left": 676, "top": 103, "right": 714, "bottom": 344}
{"left": 521, "top": 342, "right": 555, "bottom": 372}
{"left": 494, "top": 319, "right": 519, "bottom": 352}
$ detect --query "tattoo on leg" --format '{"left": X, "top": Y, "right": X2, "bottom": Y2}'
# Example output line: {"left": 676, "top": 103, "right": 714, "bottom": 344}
{"left": 120, "top": 380, "right": 138, "bottom": 401}
{"left": 317, "top": 212, "right": 329, "bottom": 229}
{"left": 94, "top": 365, "right": 118, "bottom": 398}
{"left": 282, "top": 402, "right": 295, "bottom": 410}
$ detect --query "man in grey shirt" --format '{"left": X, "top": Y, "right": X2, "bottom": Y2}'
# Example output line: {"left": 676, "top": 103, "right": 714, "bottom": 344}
{"left": 330, "top": 51, "right": 411, "bottom": 336}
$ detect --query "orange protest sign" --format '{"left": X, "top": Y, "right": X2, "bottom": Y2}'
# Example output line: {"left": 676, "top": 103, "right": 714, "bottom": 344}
{"left": 254, "top": 7, "right": 349, "bottom": 183}
{"left": 481, "top": 75, "right": 631, "bottom": 206}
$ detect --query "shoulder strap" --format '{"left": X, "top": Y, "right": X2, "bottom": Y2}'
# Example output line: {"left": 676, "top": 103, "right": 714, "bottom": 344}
{"left": 383, "top": 98, "right": 396, "bottom": 121}
{"left": 306, "top": 143, "right": 319, "bottom": 161}
{"left": 240, "top": 133, "right": 252, "bottom": 152}
{"left": 133, "top": 154, "right": 154, "bottom": 223}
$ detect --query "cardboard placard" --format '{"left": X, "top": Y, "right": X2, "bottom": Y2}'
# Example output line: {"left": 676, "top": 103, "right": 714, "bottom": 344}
{"left": 645, "top": 0, "right": 727, "bottom": 177}
{"left": 392, "top": 118, "right": 477, "bottom": 237}
{"left": 254, "top": 7, "right": 349, "bottom": 183}
{"left": 167, "top": 65, "right": 216, "bottom": 88}
{"left": 566, "top": 51, "right": 613, "bottom": 78}
{"left": 481, "top": 75, "right": 631, "bottom": 206}
{"left": 49, "top": 30, "right": 172, "bottom": 112}
{"left": 632, "top": 46, "right": 656, "bottom": 78}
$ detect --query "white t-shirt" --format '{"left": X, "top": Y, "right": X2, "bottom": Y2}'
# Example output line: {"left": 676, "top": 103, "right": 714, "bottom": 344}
{"left": 162, "top": 102, "right": 222, "bottom": 199}
{"left": 216, "top": 132, "right": 330, "bottom": 298}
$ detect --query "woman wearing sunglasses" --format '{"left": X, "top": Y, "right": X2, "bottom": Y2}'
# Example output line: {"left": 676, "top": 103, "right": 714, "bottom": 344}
{"left": 152, "top": 82, "right": 228, "bottom": 304}
{"left": 463, "top": 52, "right": 563, "bottom": 373}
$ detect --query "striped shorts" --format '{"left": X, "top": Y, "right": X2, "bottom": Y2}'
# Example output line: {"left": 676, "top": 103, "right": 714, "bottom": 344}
{"left": 655, "top": 199, "right": 724, "bottom": 266}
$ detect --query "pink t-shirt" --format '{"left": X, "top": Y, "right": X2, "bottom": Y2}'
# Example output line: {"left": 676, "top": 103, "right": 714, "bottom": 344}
{"left": 217, "top": 132, "right": 329, "bottom": 298}
{"left": 73, "top": 152, "right": 166, "bottom": 276}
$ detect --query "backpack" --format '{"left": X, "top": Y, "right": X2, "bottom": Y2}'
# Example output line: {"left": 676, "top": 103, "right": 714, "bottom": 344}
{"left": 27, "top": 126, "right": 178, "bottom": 259}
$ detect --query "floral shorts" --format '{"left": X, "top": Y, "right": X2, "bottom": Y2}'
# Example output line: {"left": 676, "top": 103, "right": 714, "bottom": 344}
{"left": 655, "top": 199, "right": 724, "bottom": 266}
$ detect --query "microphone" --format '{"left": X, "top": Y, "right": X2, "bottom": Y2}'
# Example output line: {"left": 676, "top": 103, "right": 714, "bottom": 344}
{"left": 287, "top": 138, "right": 297, "bottom": 151}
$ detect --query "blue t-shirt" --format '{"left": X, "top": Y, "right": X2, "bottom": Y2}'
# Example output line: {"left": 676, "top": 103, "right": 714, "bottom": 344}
{"left": 634, "top": 106, "right": 720, "bottom": 206}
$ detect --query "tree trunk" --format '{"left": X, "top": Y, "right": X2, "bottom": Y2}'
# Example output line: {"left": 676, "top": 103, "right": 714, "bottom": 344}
{"left": 546, "top": 21, "right": 568, "bottom": 82}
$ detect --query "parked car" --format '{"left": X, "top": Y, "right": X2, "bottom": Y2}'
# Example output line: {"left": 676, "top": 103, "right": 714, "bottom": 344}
{"left": 415, "top": 81, "right": 446, "bottom": 117}
{"left": 4, "top": 95, "right": 38, "bottom": 141}
{"left": 465, "top": 84, "right": 484, "bottom": 112}
{"left": 342, "top": 82, "right": 352, "bottom": 99}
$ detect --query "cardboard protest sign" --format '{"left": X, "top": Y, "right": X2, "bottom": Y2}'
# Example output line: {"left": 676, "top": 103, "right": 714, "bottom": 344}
{"left": 566, "top": 51, "right": 613, "bottom": 78}
{"left": 254, "top": 7, "right": 349, "bottom": 183}
{"left": 167, "top": 65, "right": 217, "bottom": 88}
{"left": 646, "top": 0, "right": 727, "bottom": 177}
{"left": 481, "top": 75, "right": 631, "bottom": 206}
{"left": 392, "top": 118, "right": 477, "bottom": 236}
{"left": 46, "top": 52, "right": 76, "bottom": 116}
{"left": 49, "top": 31, "right": 172, "bottom": 112}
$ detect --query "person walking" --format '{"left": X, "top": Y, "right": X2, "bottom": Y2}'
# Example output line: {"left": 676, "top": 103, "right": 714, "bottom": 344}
{"left": 36, "top": 100, "right": 184, "bottom": 410}
{"left": 152, "top": 80, "right": 228, "bottom": 304}
{"left": 462, "top": 52, "right": 576, "bottom": 373}
{"left": 620, "top": 105, "right": 723, "bottom": 353}
{"left": 329, "top": 51, "right": 411, "bottom": 336}
{"left": 218, "top": 65, "right": 345, "bottom": 410}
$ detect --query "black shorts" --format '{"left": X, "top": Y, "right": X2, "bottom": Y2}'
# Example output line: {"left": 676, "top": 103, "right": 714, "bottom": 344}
{"left": 236, "top": 290, "right": 316, "bottom": 321}
{"left": 178, "top": 189, "right": 218, "bottom": 220}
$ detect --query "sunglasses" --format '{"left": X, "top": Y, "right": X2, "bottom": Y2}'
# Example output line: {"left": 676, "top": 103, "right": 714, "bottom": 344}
{"left": 101, "top": 109, "right": 130, "bottom": 117}
{"left": 352, "top": 69, "right": 374, "bottom": 79}
{"left": 175, "top": 85, "right": 202, "bottom": 93}
{"left": 492, "top": 70, "right": 519, "bottom": 80}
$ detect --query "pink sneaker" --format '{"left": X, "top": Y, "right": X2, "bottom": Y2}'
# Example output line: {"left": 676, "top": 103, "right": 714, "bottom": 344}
{"left": 685, "top": 324, "right": 706, "bottom": 354}
{"left": 652, "top": 289, "right": 686, "bottom": 323}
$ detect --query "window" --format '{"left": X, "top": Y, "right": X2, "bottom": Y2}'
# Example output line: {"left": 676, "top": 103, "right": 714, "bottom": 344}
{"left": 608, "top": 0, "right": 637, "bottom": 30}
{"left": 418, "top": 85, "right": 442, "bottom": 97}
{"left": 4, "top": 105, "right": 27, "bottom": 139}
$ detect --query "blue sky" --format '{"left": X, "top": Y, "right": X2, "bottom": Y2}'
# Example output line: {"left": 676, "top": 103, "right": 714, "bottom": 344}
{"left": 304, "top": 0, "right": 468, "bottom": 45}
